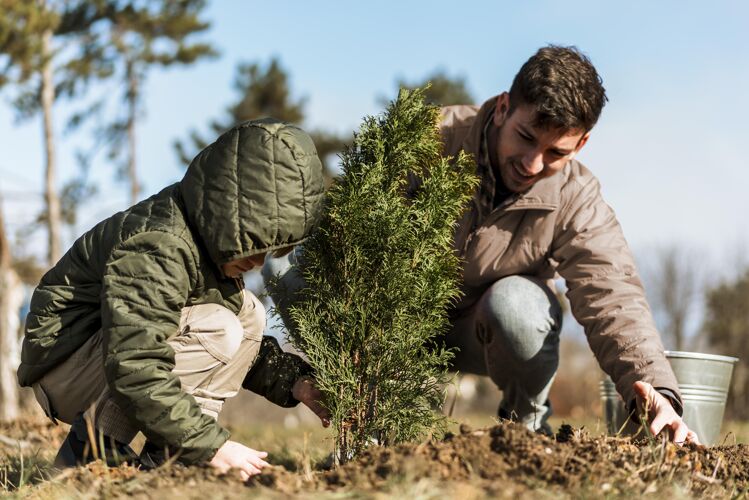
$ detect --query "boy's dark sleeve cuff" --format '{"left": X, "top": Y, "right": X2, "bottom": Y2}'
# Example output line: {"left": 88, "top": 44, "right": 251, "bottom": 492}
{"left": 241, "top": 336, "right": 313, "bottom": 407}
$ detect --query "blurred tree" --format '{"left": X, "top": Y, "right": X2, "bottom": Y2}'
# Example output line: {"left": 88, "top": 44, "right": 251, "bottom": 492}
{"left": 0, "top": 198, "right": 21, "bottom": 420}
{"left": 10, "top": 254, "right": 45, "bottom": 286}
{"left": 223, "top": 58, "right": 305, "bottom": 125}
{"left": 0, "top": 0, "right": 113, "bottom": 267}
{"left": 641, "top": 244, "right": 702, "bottom": 351}
{"left": 29, "top": 173, "right": 99, "bottom": 247}
{"left": 703, "top": 269, "right": 749, "bottom": 419}
{"left": 95, "top": 0, "right": 217, "bottom": 206}
{"left": 174, "top": 57, "right": 346, "bottom": 184}
{"left": 384, "top": 69, "right": 475, "bottom": 107}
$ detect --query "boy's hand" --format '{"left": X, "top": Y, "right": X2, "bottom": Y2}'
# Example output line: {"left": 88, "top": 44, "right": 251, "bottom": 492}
{"left": 292, "top": 376, "right": 331, "bottom": 427}
{"left": 210, "top": 440, "right": 270, "bottom": 480}
{"left": 633, "top": 380, "right": 701, "bottom": 446}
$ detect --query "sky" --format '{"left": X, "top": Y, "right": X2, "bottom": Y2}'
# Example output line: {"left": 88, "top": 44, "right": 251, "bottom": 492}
{"left": 1, "top": 0, "right": 748, "bottom": 279}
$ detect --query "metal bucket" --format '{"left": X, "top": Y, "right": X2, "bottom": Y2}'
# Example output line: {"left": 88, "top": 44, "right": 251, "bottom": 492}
{"left": 600, "top": 350, "right": 738, "bottom": 445}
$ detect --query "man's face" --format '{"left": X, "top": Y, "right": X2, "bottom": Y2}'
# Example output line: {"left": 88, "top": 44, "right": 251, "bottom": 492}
{"left": 492, "top": 93, "right": 590, "bottom": 193}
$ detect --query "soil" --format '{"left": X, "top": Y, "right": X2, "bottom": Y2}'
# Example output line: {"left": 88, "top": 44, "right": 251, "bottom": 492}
{"left": 255, "top": 422, "right": 749, "bottom": 497}
{"left": 3, "top": 420, "right": 749, "bottom": 498}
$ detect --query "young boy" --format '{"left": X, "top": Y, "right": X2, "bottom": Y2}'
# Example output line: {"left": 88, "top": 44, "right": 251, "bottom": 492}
{"left": 18, "top": 119, "right": 328, "bottom": 479}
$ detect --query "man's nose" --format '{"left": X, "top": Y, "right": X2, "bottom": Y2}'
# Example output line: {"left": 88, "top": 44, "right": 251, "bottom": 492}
{"left": 521, "top": 150, "right": 544, "bottom": 176}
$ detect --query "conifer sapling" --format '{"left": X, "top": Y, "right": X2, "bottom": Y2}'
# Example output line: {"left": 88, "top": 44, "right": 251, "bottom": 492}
{"left": 281, "top": 87, "right": 477, "bottom": 462}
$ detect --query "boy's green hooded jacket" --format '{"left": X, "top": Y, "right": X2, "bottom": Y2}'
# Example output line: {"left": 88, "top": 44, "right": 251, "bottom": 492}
{"left": 18, "top": 119, "right": 325, "bottom": 464}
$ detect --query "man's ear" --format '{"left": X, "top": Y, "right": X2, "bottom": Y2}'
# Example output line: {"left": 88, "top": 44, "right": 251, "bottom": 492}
{"left": 493, "top": 92, "right": 510, "bottom": 127}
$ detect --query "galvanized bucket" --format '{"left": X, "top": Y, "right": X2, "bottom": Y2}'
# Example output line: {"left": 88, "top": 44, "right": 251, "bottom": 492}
{"left": 600, "top": 350, "right": 738, "bottom": 445}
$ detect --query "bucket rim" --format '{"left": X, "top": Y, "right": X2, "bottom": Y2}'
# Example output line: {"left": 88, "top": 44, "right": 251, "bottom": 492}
{"left": 665, "top": 350, "right": 739, "bottom": 364}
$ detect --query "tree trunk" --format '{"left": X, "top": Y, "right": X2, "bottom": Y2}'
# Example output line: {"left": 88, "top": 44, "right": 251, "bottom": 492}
{"left": 41, "top": 27, "right": 61, "bottom": 267}
{"left": 673, "top": 316, "right": 684, "bottom": 352}
{"left": 0, "top": 201, "right": 21, "bottom": 421}
{"left": 126, "top": 59, "right": 139, "bottom": 206}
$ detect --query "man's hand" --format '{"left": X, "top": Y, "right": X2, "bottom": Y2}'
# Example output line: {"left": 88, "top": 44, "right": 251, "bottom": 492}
{"left": 209, "top": 440, "right": 270, "bottom": 480}
{"left": 292, "top": 376, "right": 331, "bottom": 427}
{"left": 633, "top": 380, "right": 700, "bottom": 446}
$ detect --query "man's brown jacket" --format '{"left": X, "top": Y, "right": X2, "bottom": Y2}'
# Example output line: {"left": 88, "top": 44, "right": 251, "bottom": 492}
{"left": 441, "top": 97, "right": 680, "bottom": 407}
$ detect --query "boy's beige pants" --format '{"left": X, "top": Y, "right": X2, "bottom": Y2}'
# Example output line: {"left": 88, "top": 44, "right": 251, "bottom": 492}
{"left": 32, "top": 290, "right": 265, "bottom": 444}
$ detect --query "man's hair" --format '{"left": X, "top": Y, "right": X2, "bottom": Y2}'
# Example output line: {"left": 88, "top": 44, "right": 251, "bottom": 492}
{"left": 509, "top": 45, "right": 607, "bottom": 132}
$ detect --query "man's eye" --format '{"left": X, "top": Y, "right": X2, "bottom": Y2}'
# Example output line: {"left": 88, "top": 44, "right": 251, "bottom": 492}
{"left": 518, "top": 132, "right": 533, "bottom": 142}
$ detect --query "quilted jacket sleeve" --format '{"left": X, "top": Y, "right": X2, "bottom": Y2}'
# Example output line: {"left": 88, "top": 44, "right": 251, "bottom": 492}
{"left": 101, "top": 231, "right": 229, "bottom": 464}
{"left": 551, "top": 176, "right": 680, "bottom": 408}
{"left": 242, "top": 336, "right": 313, "bottom": 407}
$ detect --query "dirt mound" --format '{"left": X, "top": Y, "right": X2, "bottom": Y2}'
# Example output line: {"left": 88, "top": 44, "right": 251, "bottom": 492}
{"left": 255, "top": 422, "right": 749, "bottom": 497}
{"left": 5, "top": 420, "right": 749, "bottom": 497}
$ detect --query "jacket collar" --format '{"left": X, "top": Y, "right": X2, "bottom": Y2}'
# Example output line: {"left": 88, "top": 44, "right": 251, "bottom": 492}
{"left": 464, "top": 96, "right": 565, "bottom": 212}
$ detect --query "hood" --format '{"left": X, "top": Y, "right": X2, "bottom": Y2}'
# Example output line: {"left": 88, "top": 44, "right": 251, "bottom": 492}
{"left": 180, "top": 118, "right": 325, "bottom": 267}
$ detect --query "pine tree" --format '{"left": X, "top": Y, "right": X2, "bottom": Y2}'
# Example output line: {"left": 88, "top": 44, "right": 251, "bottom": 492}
{"left": 0, "top": 0, "right": 99, "bottom": 266}
{"left": 97, "top": 0, "right": 217, "bottom": 205}
{"left": 0, "top": 0, "right": 112, "bottom": 266}
{"left": 174, "top": 57, "right": 346, "bottom": 184}
{"left": 396, "top": 69, "right": 474, "bottom": 106}
{"left": 378, "top": 69, "right": 475, "bottom": 108}
{"left": 0, "top": 197, "right": 18, "bottom": 421}
{"left": 283, "top": 87, "right": 477, "bottom": 462}
{"left": 174, "top": 58, "right": 304, "bottom": 164}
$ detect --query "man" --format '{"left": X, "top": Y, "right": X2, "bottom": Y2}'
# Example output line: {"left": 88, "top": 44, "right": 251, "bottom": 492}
{"left": 18, "top": 119, "right": 329, "bottom": 479}
{"left": 438, "top": 45, "right": 696, "bottom": 443}
{"left": 265, "top": 46, "right": 697, "bottom": 444}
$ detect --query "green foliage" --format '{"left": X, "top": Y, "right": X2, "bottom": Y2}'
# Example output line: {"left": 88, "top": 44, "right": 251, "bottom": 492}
{"left": 174, "top": 57, "right": 347, "bottom": 183}
{"left": 0, "top": 2, "right": 55, "bottom": 87}
{"left": 390, "top": 69, "right": 475, "bottom": 107}
{"left": 703, "top": 269, "right": 749, "bottom": 419}
{"left": 226, "top": 58, "right": 306, "bottom": 126}
{"left": 105, "top": 0, "right": 216, "bottom": 65}
{"left": 0, "top": 0, "right": 114, "bottom": 117}
{"left": 0, "top": 0, "right": 116, "bottom": 264}
{"left": 285, "top": 87, "right": 478, "bottom": 461}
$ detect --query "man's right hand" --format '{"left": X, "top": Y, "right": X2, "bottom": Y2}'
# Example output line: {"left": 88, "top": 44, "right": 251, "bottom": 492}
{"left": 209, "top": 440, "right": 270, "bottom": 480}
{"left": 633, "top": 381, "right": 701, "bottom": 446}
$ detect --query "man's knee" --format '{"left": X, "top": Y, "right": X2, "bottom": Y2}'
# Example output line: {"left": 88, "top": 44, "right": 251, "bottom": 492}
{"left": 478, "top": 275, "right": 562, "bottom": 362}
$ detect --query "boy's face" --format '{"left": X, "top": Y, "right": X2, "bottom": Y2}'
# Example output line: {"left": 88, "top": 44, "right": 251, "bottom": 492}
{"left": 221, "top": 246, "right": 295, "bottom": 278}
{"left": 222, "top": 253, "right": 267, "bottom": 278}
{"left": 492, "top": 92, "right": 590, "bottom": 193}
